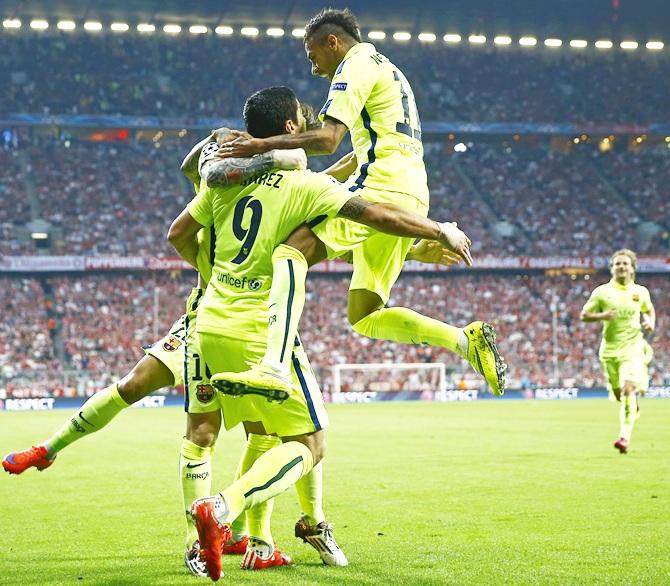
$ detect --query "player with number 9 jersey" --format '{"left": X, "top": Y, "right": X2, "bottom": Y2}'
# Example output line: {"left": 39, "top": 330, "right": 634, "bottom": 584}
{"left": 187, "top": 167, "right": 351, "bottom": 345}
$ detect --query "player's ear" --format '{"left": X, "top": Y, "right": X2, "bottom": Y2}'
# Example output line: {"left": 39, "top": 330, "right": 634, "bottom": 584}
{"left": 285, "top": 119, "right": 298, "bottom": 134}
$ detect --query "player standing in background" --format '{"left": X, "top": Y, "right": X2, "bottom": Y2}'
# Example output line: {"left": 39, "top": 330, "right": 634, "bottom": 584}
{"left": 217, "top": 8, "right": 506, "bottom": 398}
{"left": 580, "top": 249, "right": 656, "bottom": 454}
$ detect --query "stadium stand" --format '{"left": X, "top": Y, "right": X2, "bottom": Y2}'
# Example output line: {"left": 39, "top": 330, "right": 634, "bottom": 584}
{"left": 2, "top": 34, "right": 670, "bottom": 122}
{"left": 1, "top": 274, "right": 667, "bottom": 398}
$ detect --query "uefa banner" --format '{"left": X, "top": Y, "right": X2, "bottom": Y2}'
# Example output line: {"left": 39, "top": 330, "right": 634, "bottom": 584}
{"left": 2, "top": 387, "right": 670, "bottom": 411}
{"left": 1, "top": 255, "right": 669, "bottom": 274}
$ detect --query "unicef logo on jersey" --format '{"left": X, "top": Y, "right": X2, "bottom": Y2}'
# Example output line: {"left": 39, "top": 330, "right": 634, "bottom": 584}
{"left": 248, "top": 279, "right": 263, "bottom": 291}
{"left": 216, "top": 271, "right": 263, "bottom": 292}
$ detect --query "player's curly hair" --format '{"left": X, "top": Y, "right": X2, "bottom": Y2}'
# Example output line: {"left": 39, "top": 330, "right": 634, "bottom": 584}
{"left": 304, "top": 8, "right": 362, "bottom": 43}
{"left": 609, "top": 248, "right": 637, "bottom": 270}
{"left": 243, "top": 86, "right": 299, "bottom": 138}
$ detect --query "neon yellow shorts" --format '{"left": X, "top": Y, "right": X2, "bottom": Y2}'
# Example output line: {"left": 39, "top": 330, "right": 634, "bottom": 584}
{"left": 143, "top": 315, "right": 186, "bottom": 386}
{"left": 311, "top": 185, "right": 428, "bottom": 303}
{"left": 182, "top": 288, "right": 220, "bottom": 414}
{"left": 198, "top": 332, "right": 329, "bottom": 436}
{"left": 601, "top": 353, "right": 649, "bottom": 393}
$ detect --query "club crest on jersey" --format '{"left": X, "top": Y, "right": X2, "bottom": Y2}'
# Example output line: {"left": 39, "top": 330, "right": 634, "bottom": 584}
{"left": 196, "top": 384, "right": 214, "bottom": 403}
{"left": 162, "top": 335, "right": 181, "bottom": 352}
{"left": 632, "top": 294, "right": 640, "bottom": 302}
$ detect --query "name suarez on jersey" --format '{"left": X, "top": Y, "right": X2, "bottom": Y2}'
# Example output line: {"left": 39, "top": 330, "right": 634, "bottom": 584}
{"left": 241, "top": 171, "right": 284, "bottom": 188}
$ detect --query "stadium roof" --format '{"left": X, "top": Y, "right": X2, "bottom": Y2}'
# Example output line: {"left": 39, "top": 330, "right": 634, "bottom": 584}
{"left": 2, "top": 0, "right": 669, "bottom": 38}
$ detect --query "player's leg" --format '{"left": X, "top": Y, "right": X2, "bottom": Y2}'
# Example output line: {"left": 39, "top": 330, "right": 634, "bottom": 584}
{"left": 346, "top": 229, "right": 505, "bottom": 394}
{"left": 2, "top": 353, "right": 174, "bottom": 475}
{"left": 211, "top": 225, "right": 328, "bottom": 397}
{"left": 613, "top": 357, "right": 646, "bottom": 454}
{"left": 290, "top": 341, "right": 347, "bottom": 566}
{"left": 195, "top": 332, "right": 326, "bottom": 578}
{"left": 615, "top": 381, "right": 638, "bottom": 454}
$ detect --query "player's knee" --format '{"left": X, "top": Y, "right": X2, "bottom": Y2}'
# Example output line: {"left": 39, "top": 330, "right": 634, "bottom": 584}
{"left": 309, "top": 434, "right": 326, "bottom": 465}
{"left": 186, "top": 412, "right": 220, "bottom": 448}
{"left": 117, "top": 369, "right": 147, "bottom": 404}
{"left": 622, "top": 381, "right": 637, "bottom": 396}
{"left": 187, "top": 427, "right": 217, "bottom": 448}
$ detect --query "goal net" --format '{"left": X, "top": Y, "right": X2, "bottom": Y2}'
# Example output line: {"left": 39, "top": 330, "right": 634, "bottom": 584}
{"left": 331, "top": 363, "right": 446, "bottom": 396}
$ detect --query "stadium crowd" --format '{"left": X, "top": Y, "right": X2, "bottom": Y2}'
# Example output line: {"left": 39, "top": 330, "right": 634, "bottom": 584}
{"left": 1, "top": 273, "right": 667, "bottom": 399}
{"left": 1, "top": 140, "right": 668, "bottom": 257}
{"left": 2, "top": 33, "right": 670, "bottom": 123}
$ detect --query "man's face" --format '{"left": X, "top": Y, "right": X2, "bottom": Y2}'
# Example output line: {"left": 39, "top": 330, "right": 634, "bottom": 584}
{"left": 285, "top": 100, "right": 307, "bottom": 135}
{"left": 611, "top": 255, "right": 635, "bottom": 282}
{"left": 304, "top": 36, "right": 341, "bottom": 80}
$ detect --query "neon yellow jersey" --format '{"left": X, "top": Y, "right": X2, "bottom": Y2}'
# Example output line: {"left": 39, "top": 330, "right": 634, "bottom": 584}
{"left": 318, "top": 42, "right": 428, "bottom": 205}
{"left": 582, "top": 279, "right": 654, "bottom": 359}
{"left": 187, "top": 168, "right": 351, "bottom": 341}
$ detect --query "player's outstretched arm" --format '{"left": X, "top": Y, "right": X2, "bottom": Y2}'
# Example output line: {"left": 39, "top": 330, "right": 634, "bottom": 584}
{"left": 200, "top": 148, "right": 307, "bottom": 188}
{"left": 337, "top": 197, "right": 473, "bottom": 266}
{"left": 221, "top": 118, "right": 348, "bottom": 157}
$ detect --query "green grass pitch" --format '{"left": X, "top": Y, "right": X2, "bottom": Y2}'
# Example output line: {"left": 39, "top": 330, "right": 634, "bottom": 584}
{"left": 1, "top": 400, "right": 669, "bottom": 585}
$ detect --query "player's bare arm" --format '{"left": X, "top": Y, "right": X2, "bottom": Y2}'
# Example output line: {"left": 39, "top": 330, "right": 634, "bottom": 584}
{"left": 167, "top": 209, "right": 204, "bottom": 269}
{"left": 200, "top": 148, "right": 308, "bottom": 188}
{"left": 222, "top": 118, "right": 347, "bottom": 157}
{"left": 337, "top": 197, "right": 473, "bottom": 266}
{"left": 641, "top": 306, "right": 656, "bottom": 333}
{"left": 180, "top": 127, "right": 239, "bottom": 185}
{"left": 580, "top": 308, "right": 617, "bottom": 322}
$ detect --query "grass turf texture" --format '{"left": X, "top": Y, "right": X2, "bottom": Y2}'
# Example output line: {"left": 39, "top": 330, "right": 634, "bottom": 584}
{"left": 1, "top": 400, "right": 669, "bottom": 585}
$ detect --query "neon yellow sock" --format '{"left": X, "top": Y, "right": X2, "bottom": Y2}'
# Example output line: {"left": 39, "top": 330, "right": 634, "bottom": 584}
{"left": 262, "top": 245, "right": 308, "bottom": 374}
{"left": 231, "top": 434, "right": 281, "bottom": 543}
{"left": 352, "top": 307, "right": 465, "bottom": 357}
{"left": 295, "top": 462, "right": 325, "bottom": 525}
{"left": 180, "top": 439, "right": 213, "bottom": 548}
{"left": 619, "top": 393, "right": 637, "bottom": 441}
{"left": 220, "top": 441, "right": 314, "bottom": 524}
{"left": 44, "top": 384, "right": 128, "bottom": 456}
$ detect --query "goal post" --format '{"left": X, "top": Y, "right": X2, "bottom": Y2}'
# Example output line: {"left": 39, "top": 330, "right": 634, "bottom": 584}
{"left": 331, "top": 362, "right": 446, "bottom": 395}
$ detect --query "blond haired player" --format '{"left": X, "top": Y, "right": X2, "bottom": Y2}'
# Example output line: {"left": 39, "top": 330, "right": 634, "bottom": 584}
{"left": 580, "top": 249, "right": 656, "bottom": 454}
{"left": 216, "top": 8, "right": 506, "bottom": 399}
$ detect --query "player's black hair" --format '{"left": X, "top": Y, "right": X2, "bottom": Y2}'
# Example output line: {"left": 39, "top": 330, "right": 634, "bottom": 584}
{"left": 243, "top": 86, "right": 299, "bottom": 138}
{"left": 304, "top": 8, "right": 362, "bottom": 44}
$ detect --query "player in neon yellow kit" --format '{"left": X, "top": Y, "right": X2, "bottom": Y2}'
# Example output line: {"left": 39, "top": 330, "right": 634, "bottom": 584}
{"left": 216, "top": 8, "right": 506, "bottom": 398}
{"left": 170, "top": 85, "right": 474, "bottom": 580}
{"left": 580, "top": 249, "right": 656, "bottom": 454}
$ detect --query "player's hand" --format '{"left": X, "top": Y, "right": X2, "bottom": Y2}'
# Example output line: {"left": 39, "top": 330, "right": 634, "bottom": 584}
{"left": 601, "top": 309, "right": 617, "bottom": 321}
{"left": 271, "top": 148, "right": 307, "bottom": 171}
{"left": 641, "top": 315, "right": 654, "bottom": 333}
{"left": 436, "top": 222, "right": 473, "bottom": 267}
{"left": 409, "top": 239, "right": 463, "bottom": 266}
{"left": 218, "top": 133, "right": 267, "bottom": 158}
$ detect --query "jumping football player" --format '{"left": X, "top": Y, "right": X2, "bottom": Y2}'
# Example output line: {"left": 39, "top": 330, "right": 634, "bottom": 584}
{"left": 215, "top": 8, "right": 506, "bottom": 398}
